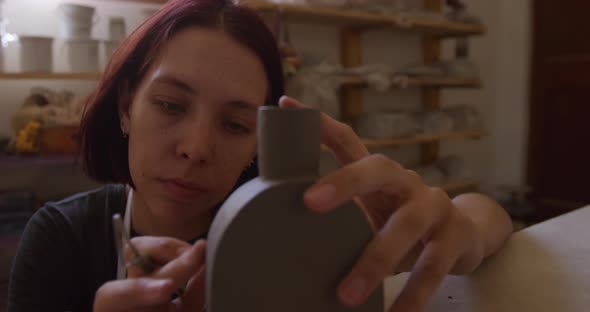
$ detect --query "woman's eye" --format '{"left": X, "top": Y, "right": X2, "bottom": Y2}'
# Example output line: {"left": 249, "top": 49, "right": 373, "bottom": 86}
{"left": 223, "top": 120, "right": 249, "bottom": 135}
{"left": 155, "top": 99, "right": 185, "bottom": 114}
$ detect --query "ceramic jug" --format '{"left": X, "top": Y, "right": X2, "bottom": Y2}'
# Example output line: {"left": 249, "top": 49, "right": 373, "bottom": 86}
{"left": 206, "top": 107, "right": 383, "bottom": 312}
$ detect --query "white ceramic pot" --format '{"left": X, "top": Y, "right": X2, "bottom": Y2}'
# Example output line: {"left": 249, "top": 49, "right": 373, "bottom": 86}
{"left": 65, "top": 38, "right": 99, "bottom": 72}
{"left": 58, "top": 3, "right": 97, "bottom": 39}
{"left": 109, "top": 17, "right": 126, "bottom": 41}
{"left": 59, "top": 3, "right": 95, "bottom": 22}
{"left": 0, "top": 35, "right": 4, "bottom": 72}
{"left": 19, "top": 36, "right": 53, "bottom": 72}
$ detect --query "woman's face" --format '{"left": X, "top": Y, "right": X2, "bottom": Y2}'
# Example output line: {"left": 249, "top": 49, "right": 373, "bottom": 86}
{"left": 120, "top": 27, "right": 268, "bottom": 221}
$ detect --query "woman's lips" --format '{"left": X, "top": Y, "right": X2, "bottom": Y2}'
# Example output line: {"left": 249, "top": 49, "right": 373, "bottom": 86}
{"left": 158, "top": 178, "right": 207, "bottom": 200}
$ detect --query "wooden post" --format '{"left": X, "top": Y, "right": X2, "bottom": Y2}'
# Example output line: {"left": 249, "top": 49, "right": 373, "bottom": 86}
{"left": 340, "top": 28, "right": 363, "bottom": 125}
{"left": 420, "top": 0, "right": 443, "bottom": 164}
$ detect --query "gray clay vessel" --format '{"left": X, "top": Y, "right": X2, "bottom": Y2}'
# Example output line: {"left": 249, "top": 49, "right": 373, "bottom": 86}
{"left": 206, "top": 107, "right": 383, "bottom": 311}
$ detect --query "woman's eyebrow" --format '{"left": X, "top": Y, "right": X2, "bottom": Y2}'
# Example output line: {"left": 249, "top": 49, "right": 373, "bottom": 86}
{"left": 151, "top": 74, "right": 196, "bottom": 95}
{"left": 226, "top": 100, "right": 259, "bottom": 113}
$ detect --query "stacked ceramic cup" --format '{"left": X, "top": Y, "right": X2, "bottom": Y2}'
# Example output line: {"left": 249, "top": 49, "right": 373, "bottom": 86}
{"left": 19, "top": 36, "right": 54, "bottom": 72}
{"left": 58, "top": 3, "right": 99, "bottom": 72}
{"left": 0, "top": 0, "right": 5, "bottom": 72}
{"left": 104, "top": 17, "right": 126, "bottom": 60}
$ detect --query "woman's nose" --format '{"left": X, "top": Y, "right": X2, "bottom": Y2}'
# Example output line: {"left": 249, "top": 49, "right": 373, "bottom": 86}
{"left": 175, "top": 117, "right": 215, "bottom": 164}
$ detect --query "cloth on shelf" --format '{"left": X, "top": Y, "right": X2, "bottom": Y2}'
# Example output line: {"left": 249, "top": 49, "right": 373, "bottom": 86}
{"left": 354, "top": 112, "right": 419, "bottom": 139}
{"left": 447, "top": 9, "right": 482, "bottom": 25}
{"left": 413, "top": 155, "right": 473, "bottom": 187}
{"left": 343, "top": 63, "right": 394, "bottom": 92}
{"left": 287, "top": 59, "right": 397, "bottom": 117}
{"left": 395, "top": 59, "right": 479, "bottom": 79}
{"left": 396, "top": 62, "right": 447, "bottom": 77}
{"left": 436, "top": 155, "right": 473, "bottom": 182}
{"left": 445, "top": 104, "right": 484, "bottom": 131}
{"left": 286, "top": 61, "right": 345, "bottom": 119}
{"left": 10, "top": 87, "right": 87, "bottom": 134}
{"left": 413, "top": 111, "right": 455, "bottom": 134}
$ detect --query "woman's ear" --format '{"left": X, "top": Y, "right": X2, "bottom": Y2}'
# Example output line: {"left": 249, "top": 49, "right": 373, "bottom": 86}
{"left": 118, "top": 81, "right": 132, "bottom": 137}
{"left": 119, "top": 111, "right": 130, "bottom": 138}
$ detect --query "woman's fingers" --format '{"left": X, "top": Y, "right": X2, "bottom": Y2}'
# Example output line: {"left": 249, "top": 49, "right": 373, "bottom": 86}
{"left": 388, "top": 236, "right": 460, "bottom": 312}
{"left": 278, "top": 96, "right": 369, "bottom": 165}
{"left": 93, "top": 278, "right": 175, "bottom": 312}
{"left": 179, "top": 265, "right": 207, "bottom": 310}
{"left": 303, "top": 154, "right": 424, "bottom": 213}
{"left": 279, "top": 96, "right": 399, "bottom": 227}
{"left": 336, "top": 200, "right": 437, "bottom": 307}
{"left": 149, "top": 240, "right": 206, "bottom": 290}
{"left": 125, "top": 236, "right": 191, "bottom": 264}
{"left": 124, "top": 236, "right": 192, "bottom": 278}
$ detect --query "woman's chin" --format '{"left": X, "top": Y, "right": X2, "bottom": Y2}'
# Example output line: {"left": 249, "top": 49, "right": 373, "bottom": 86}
{"left": 152, "top": 196, "right": 211, "bottom": 219}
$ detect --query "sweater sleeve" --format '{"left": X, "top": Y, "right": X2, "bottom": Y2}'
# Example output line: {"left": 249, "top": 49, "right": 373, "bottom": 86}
{"left": 8, "top": 205, "right": 82, "bottom": 312}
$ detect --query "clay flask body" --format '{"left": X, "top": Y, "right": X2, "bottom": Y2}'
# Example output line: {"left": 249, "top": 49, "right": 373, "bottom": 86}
{"left": 206, "top": 107, "right": 383, "bottom": 312}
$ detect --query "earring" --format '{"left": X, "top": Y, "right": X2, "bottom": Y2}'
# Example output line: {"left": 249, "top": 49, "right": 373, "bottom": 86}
{"left": 121, "top": 126, "right": 128, "bottom": 139}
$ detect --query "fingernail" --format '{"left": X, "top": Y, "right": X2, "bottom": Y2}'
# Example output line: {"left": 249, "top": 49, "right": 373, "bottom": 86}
{"left": 278, "top": 95, "right": 289, "bottom": 105}
{"left": 339, "top": 277, "right": 367, "bottom": 307}
{"left": 305, "top": 184, "right": 336, "bottom": 211}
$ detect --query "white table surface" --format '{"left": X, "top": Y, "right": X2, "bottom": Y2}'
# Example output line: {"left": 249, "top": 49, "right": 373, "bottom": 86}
{"left": 383, "top": 205, "right": 590, "bottom": 312}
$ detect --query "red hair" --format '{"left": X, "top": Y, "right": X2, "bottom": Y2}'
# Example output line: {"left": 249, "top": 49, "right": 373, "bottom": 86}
{"left": 79, "top": 0, "right": 284, "bottom": 187}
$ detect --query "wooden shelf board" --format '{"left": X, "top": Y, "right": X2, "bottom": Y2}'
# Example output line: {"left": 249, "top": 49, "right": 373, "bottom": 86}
{"left": 341, "top": 74, "right": 482, "bottom": 89}
{"left": 320, "top": 130, "right": 486, "bottom": 151}
{"left": 0, "top": 154, "right": 79, "bottom": 169}
{"left": 440, "top": 179, "right": 479, "bottom": 193}
{"left": 250, "top": 2, "right": 485, "bottom": 36}
{"left": 0, "top": 72, "right": 480, "bottom": 88}
{"left": 0, "top": 72, "right": 101, "bottom": 80}
{"left": 105, "top": 1, "right": 485, "bottom": 36}
{"left": 361, "top": 130, "right": 487, "bottom": 148}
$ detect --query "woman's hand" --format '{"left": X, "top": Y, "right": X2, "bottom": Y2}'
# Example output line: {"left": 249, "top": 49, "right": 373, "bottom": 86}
{"left": 93, "top": 237, "right": 206, "bottom": 312}
{"left": 279, "top": 96, "right": 488, "bottom": 312}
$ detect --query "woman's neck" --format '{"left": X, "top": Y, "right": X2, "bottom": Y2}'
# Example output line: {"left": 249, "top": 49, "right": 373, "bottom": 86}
{"left": 129, "top": 188, "right": 213, "bottom": 241}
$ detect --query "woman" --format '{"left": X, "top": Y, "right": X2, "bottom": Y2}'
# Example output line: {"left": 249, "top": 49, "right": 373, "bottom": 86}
{"left": 8, "top": 0, "right": 512, "bottom": 311}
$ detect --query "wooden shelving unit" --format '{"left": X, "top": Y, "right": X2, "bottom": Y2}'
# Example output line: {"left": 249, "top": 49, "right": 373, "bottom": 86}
{"left": 334, "top": 0, "right": 485, "bottom": 193}
{"left": 111, "top": 0, "right": 485, "bottom": 36}
{"left": 341, "top": 75, "right": 482, "bottom": 89}
{"left": 0, "top": 72, "right": 480, "bottom": 89}
{"left": 361, "top": 130, "right": 487, "bottom": 149}
{"left": 0, "top": 154, "right": 79, "bottom": 169}
{"left": 250, "top": 2, "right": 485, "bottom": 36}
{"left": 3, "top": 0, "right": 486, "bottom": 195}
{"left": 320, "top": 129, "right": 486, "bottom": 151}
{"left": 0, "top": 72, "right": 101, "bottom": 80}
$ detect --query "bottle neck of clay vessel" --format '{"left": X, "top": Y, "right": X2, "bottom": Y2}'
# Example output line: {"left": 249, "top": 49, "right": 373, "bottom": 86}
{"left": 257, "top": 107, "right": 320, "bottom": 181}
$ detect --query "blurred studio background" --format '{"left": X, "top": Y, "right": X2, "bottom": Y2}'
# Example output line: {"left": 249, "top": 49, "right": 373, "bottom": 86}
{"left": 0, "top": 0, "right": 588, "bottom": 309}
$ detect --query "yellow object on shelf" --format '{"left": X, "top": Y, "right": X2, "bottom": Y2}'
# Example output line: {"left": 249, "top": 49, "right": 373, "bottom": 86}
{"left": 15, "top": 121, "right": 42, "bottom": 154}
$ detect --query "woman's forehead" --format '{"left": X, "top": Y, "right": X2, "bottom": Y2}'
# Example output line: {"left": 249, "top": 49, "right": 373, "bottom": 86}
{"left": 146, "top": 27, "right": 268, "bottom": 104}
